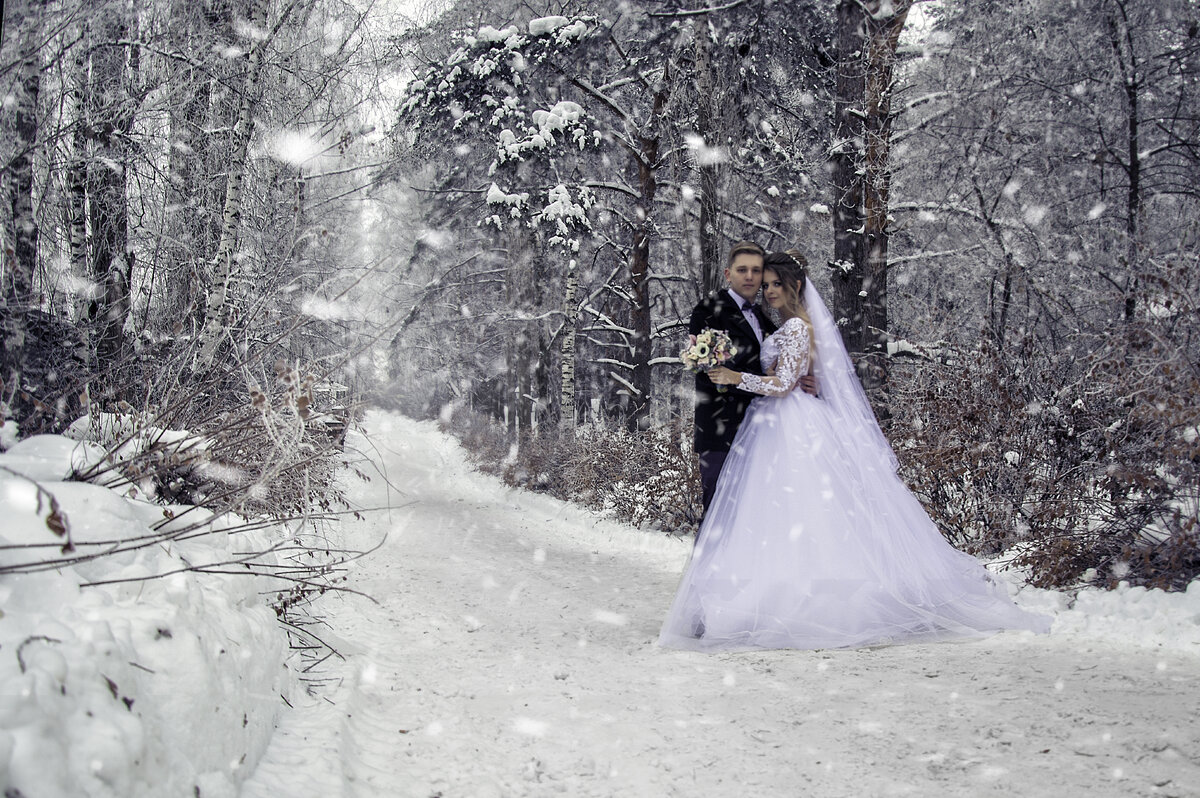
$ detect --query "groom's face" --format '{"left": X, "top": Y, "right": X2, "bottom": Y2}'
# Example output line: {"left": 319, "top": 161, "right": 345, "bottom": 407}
{"left": 725, "top": 254, "right": 764, "bottom": 303}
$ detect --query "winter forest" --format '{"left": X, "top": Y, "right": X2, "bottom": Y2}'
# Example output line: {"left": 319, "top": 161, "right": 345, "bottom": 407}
{"left": 5, "top": 0, "right": 1196, "bottom": 584}
{"left": 2, "top": 0, "right": 1200, "bottom": 794}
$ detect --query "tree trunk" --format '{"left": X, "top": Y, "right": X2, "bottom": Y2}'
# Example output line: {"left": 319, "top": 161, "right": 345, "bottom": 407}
{"left": 514, "top": 339, "right": 532, "bottom": 436}
{"left": 201, "top": 0, "right": 241, "bottom": 278}
{"left": 624, "top": 63, "right": 671, "bottom": 433}
{"left": 85, "top": 7, "right": 137, "bottom": 369}
{"left": 67, "top": 19, "right": 89, "bottom": 287}
{"left": 1105, "top": 0, "right": 1142, "bottom": 323}
{"left": 693, "top": 15, "right": 723, "bottom": 297}
{"left": 859, "top": 1, "right": 910, "bottom": 390}
{"left": 162, "top": 0, "right": 218, "bottom": 326}
{"left": 830, "top": 0, "right": 868, "bottom": 349}
{"left": 502, "top": 227, "right": 544, "bottom": 442}
{"left": 973, "top": 180, "right": 1019, "bottom": 351}
{"left": 830, "top": 0, "right": 910, "bottom": 393}
{"left": 627, "top": 134, "right": 658, "bottom": 433}
{"left": 1, "top": 0, "right": 44, "bottom": 404}
{"left": 559, "top": 257, "right": 579, "bottom": 431}
{"left": 194, "top": 0, "right": 270, "bottom": 373}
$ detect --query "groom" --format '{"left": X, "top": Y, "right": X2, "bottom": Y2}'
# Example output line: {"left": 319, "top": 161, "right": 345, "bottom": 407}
{"left": 690, "top": 241, "right": 774, "bottom": 516}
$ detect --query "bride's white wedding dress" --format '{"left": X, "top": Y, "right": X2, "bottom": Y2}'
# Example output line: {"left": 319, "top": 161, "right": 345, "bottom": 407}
{"left": 659, "top": 285, "right": 1051, "bottom": 651}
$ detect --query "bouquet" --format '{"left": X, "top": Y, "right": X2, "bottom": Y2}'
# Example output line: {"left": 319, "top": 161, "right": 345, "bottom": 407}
{"left": 681, "top": 329, "right": 738, "bottom": 389}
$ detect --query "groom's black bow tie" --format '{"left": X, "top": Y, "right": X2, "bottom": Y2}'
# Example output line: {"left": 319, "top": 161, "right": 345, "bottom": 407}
{"left": 740, "top": 302, "right": 758, "bottom": 313}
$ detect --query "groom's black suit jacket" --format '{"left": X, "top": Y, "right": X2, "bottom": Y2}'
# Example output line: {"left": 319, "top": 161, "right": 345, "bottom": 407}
{"left": 690, "top": 290, "right": 777, "bottom": 454}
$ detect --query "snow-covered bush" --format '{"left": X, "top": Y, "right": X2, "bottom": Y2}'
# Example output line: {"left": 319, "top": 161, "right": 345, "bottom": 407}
{"left": 567, "top": 421, "right": 699, "bottom": 532}
{"left": 437, "top": 406, "right": 699, "bottom": 534}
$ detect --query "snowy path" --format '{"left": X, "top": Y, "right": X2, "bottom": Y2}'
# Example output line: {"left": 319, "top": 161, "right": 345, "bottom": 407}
{"left": 240, "top": 411, "right": 1199, "bottom": 798}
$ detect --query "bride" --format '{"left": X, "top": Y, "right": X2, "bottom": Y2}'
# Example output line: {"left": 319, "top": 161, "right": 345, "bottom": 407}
{"left": 659, "top": 252, "right": 1051, "bottom": 651}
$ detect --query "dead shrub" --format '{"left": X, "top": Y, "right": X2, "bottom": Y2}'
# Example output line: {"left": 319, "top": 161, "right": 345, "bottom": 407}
{"left": 890, "top": 328, "right": 1199, "bottom": 591}
{"left": 439, "top": 404, "right": 701, "bottom": 535}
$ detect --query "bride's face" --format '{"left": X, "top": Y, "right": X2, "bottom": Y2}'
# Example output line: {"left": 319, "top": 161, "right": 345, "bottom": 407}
{"left": 763, "top": 269, "right": 785, "bottom": 310}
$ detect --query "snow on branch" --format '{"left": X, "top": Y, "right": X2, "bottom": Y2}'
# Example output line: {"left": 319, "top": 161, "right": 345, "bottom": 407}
{"left": 495, "top": 101, "right": 594, "bottom": 165}
{"left": 608, "top": 371, "right": 642, "bottom": 395}
{"left": 654, "top": 319, "right": 690, "bottom": 336}
{"left": 582, "top": 180, "right": 640, "bottom": 200}
{"left": 718, "top": 207, "right": 790, "bottom": 240}
{"left": 646, "top": 0, "right": 751, "bottom": 18}
{"left": 532, "top": 184, "right": 596, "bottom": 250}
{"left": 399, "top": 15, "right": 595, "bottom": 135}
{"left": 560, "top": 74, "right": 636, "bottom": 131}
{"left": 400, "top": 18, "right": 604, "bottom": 249}
{"left": 581, "top": 305, "right": 635, "bottom": 336}
{"left": 891, "top": 201, "right": 1022, "bottom": 229}
{"left": 485, "top": 183, "right": 530, "bottom": 213}
{"left": 593, "top": 357, "right": 636, "bottom": 370}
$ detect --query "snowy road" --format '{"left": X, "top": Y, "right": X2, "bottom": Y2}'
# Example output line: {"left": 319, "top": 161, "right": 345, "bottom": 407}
{"left": 240, "top": 411, "right": 1200, "bottom": 798}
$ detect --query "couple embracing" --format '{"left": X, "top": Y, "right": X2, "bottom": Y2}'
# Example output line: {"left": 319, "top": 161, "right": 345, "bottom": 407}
{"left": 659, "top": 241, "right": 1050, "bottom": 651}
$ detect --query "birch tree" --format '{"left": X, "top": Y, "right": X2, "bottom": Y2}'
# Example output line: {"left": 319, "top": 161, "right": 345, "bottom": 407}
{"left": 194, "top": 0, "right": 303, "bottom": 375}
{"left": 1, "top": 0, "right": 46, "bottom": 408}
{"left": 559, "top": 255, "right": 579, "bottom": 429}
{"left": 158, "top": 0, "right": 230, "bottom": 325}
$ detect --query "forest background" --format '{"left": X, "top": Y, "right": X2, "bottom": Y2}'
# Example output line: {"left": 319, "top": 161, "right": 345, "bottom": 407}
{"left": 2, "top": 0, "right": 1197, "bottom": 594}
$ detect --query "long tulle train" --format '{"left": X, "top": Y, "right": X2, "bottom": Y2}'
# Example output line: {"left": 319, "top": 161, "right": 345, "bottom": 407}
{"left": 659, "top": 390, "right": 1050, "bottom": 651}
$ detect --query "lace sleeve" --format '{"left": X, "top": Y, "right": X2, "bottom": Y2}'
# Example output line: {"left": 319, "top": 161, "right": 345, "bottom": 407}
{"left": 738, "top": 320, "right": 810, "bottom": 397}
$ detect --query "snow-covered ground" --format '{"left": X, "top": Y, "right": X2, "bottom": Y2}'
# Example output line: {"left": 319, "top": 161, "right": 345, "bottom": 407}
{"left": 3, "top": 409, "right": 1199, "bottom": 797}
{"left": 242, "top": 411, "right": 1199, "bottom": 798}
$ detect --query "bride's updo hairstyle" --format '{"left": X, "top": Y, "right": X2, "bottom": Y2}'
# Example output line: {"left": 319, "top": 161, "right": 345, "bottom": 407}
{"left": 763, "top": 251, "right": 815, "bottom": 347}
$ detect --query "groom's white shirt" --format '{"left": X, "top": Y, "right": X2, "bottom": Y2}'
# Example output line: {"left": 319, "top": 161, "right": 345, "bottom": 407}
{"left": 728, "top": 288, "right": 764, "bottom": 344}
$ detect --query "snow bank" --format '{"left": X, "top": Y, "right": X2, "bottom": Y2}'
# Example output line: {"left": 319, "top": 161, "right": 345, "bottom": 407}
{"left": 64, "top": 413, "right": 212, "bottom": 489}
{"left": 1019, "top": 578, "right": 1200, "bottom": 655}
{"left": 0, "top": 434, "right": 292, "bottom": 798}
